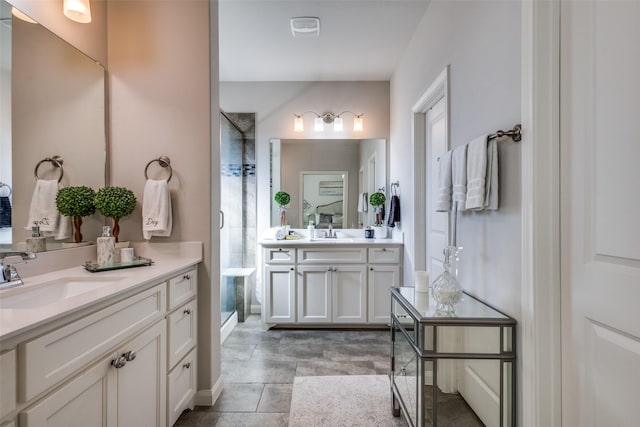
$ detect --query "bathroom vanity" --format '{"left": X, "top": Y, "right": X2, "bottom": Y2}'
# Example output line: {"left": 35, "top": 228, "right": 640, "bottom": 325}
{"left": 0, "top": 242, "right": 201, "bottom": 427}
{"left": 260, "top": 232, "right": 403, "bottom": 327}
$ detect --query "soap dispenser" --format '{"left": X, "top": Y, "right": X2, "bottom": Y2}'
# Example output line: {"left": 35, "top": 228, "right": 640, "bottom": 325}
{"left": 26, "top": 223, "right": 46, "bottom": 253}
{"left": 307, "top": 221, "right": 315, "bottom": 240}
{"left": 97, "top": 225, "right": 115, "bottom": 265}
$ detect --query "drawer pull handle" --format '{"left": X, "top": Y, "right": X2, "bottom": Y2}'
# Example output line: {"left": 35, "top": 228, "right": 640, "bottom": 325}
{"left": 183, "top": 362, "right": 191, "bottom": 369}
{"left": 397, "top": 314, "right": 408, "bottom": 319}
{"left": 278, "top": 248, "right": 282, "bottom": 252}
{"left": 183, "top": 274, "right": 191, "bottom": 281}
{"left": 370, "top": 267, "right": 374, "bottom": 271}
{"left": 183, "top": 309, "right": 192, "bottom": 315}
{"left": 327, "top": 267, "right": 332, "bottom": 271}
{"left": 382, "top": 248, "right": 387, "bottom": 252}
{"left": 123, "top": 350, "right": 137, "bottom": 362}
{"left": 290, "top": 267, "right": 294, "bottom": 271}
{"left": 111, "top": 356, "right": 127, "bottom": 369}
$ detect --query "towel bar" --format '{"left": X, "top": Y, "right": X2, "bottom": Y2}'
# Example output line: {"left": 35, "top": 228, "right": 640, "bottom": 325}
{"left": 34, "top": 156, "right": 64, "bottom": 182}
{"left": 144, "top": 156, "right": 173, "bottom": 182}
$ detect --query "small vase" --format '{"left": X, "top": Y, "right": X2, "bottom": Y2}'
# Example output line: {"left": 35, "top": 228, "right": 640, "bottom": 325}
{"left": 431, "top": 246, "right": 463, "bottom": 315}
{"left": 373, "top": 225, "right": 387, "bottom": 239}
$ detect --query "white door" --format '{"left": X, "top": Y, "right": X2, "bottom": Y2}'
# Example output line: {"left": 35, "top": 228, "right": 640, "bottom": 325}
{"left": 332, "top": 265, "right": 367, "bottom": 323}
{"left": 368, "top": 265, "right": 400, "bottom": 323}
{"left": 425, "top": 98, "right": 449, "bottom": 281}
{"left": 297, "top": 266, "right": 331, "bottom": 323}
{"left": 263, "top": 265, "right": 296, "bottom": 323}
{"left": 561, "top": 2, "right": 640, "bottom": 425}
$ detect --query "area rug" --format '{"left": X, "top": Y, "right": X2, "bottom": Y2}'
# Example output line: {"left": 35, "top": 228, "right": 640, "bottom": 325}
{"left": 289, "top": 375, "right": 408, "bottom": 427}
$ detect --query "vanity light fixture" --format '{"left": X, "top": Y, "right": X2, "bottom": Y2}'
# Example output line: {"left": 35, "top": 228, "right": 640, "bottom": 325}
{"left": 63, "top": 0, "right": 92, "bottom": 24}
{"left": 293, "top": 111, "right": 364, "bottom": 133}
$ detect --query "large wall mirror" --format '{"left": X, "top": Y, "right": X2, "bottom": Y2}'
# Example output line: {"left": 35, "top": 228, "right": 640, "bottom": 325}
{"left": 270, "top": 138, "right": 386, "bottom": 229}
{"left": 0, "top": 0, "right": 106, "bottom": 249}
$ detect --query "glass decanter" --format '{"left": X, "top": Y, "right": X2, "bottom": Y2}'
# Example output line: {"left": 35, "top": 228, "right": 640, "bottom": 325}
{"left": 431, "top": 246, "right": 463, "bottom": 315}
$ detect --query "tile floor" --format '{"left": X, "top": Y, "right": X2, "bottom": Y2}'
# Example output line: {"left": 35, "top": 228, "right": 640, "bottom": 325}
{"left": 174, "top": 315, "right": 391, "bottom": 427}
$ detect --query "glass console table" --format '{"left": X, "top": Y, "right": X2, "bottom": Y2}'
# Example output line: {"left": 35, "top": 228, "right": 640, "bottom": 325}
{"left": 390, "top": 287, "right": 516, "bottom": 427}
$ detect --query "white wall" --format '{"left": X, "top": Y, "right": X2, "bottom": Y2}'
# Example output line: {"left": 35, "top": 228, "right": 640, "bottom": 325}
{"left": 390, "top": 0, "right": 522, "bottom": 420}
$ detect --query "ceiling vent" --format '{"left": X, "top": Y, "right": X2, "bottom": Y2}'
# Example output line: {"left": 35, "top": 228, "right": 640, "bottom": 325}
{"left": 290, "top": 17, "right": 320, "bottom": 38}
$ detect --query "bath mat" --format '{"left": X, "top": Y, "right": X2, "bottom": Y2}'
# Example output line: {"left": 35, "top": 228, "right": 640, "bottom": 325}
{"left": 289, "top": 375, "right": 407, "bottom": 427}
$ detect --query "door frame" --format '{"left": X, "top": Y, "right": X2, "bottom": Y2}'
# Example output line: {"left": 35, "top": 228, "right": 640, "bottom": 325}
{"left": 520, "top": 1, "right": 561, "bottom": 426}
{"left": 412, "top": 65, "right": 449, "bottom": 273}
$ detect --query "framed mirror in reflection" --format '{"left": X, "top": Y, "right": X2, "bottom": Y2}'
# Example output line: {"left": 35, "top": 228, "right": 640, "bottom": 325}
{"left": 0, "top": 0, "right": 106, "bottom": 250}
{"left": 270, "top": 138, "right": 386, "bottom": 229}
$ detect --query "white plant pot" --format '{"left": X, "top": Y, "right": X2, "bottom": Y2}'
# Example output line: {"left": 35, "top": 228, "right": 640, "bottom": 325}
{"left": 373, "top": 225, "right": 387, "bottom": 239}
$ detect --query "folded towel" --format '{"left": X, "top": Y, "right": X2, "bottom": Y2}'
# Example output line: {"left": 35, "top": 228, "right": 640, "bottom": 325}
{"left": 485, "top": 138, "right": 499, "bottom": 210}
{"left": 452, "top": 144, "right": 467, "bottom": 211}
{"left": 435, "top": 150, "right": 452, "bottom": 212}
{"left": 465, "top": 135, "right": 489, "bottom": 210}
{"left": 25, "top": 179, "right": 70, "bottom": 240}
{"left": 263, "top": 227, "right": 286, "bottom": 240}
{"left": 142, "top": 179, "right": 172, "bottom": 240}
{"left": 357, "top": 192, "right": 368, "bottom": 213}
{"left": 0, "top": 196, "right": 11, "bottom": 228}
{"left": 387, "top": 195, "right": 401, "bottom": 228}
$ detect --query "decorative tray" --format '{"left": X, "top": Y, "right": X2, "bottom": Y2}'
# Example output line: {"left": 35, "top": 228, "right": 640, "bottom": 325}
{"left": 84, "top": 256, "right": 154, "bottom": 272}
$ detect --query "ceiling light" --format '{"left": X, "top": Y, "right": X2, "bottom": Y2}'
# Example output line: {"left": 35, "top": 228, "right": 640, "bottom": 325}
{"left": 63, "top": 0, "right": 92, "bottom": 24}
{"left": 290, "top": 17, "right": 320, "bottom": 38}
{"left": 293, "top": 111, "right": 364, "bottom": 133}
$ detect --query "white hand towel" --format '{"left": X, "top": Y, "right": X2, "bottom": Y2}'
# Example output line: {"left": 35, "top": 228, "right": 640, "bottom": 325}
{"left": 484, "top": 138, "right": 499, "bottom": 210}
{"left": 452, "top": 144, "right": 468, "bottom": 211}
{"left": 357, "top": 192, "right": 368, "bottom": 213}
{"left": 465, "top": 135, "right": 489, "bottom": 210}
{"left": 435, "top": 150, "right": 452, "bottom": 212}
{"left": 25, "top": 179, "right": 70, "bottom": 240}
{"left": 262, "top": 227, "right": 285, "bottom": 240}
{"left": 142, "top": 179, "right": 172, "bottom": 240}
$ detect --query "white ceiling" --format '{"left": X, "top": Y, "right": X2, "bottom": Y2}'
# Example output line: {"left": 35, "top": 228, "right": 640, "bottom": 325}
{"left": 219, "top": 0, "right": 431, "bottom": 82}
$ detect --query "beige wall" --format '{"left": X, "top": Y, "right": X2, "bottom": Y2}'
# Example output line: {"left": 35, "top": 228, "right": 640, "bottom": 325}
{"left": 107, "top": 0, "right": 219, "bottom": 397}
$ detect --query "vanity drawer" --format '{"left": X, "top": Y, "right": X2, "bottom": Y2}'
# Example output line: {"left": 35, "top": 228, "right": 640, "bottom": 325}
{"left": 368, "top": 247, "right": 401, "bottom": 263}
{"left": 168, "top": 267, "right": 197, "bottom": 310}
{"left": 298, "top": 248, "right": 366, "bottom": 264}
{"left": 265, "top": 247, "right": 296, "bottom": 264}
{"left": 0, "top": 349, "right": 16, "bottom": 419}
{"left": 167, "top": 300, "right": 197, "bottom": 369}
{"left": 168, "top": 349, "right": 197, "bottom": 426}
{"left": 19, "top": 283, "right": 166, "bottom": 402}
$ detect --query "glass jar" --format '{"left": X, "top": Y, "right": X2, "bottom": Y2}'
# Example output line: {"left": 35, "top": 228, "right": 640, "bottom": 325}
{"left": 431, "top": 246, "right": 463, "bottom": 315}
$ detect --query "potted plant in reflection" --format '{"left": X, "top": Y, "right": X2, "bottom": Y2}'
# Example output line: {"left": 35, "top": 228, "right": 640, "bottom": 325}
{"left": 94, "top": 186, "right": 137, "bottom": 243}
{"left": 56, "top": 186, "right": 96, "bottom": 245}
{"left": 274, "top": 191, "right": 291, "bottom": 227}
{"left": 369, "top": 191, "right": 387, "bottom": 238}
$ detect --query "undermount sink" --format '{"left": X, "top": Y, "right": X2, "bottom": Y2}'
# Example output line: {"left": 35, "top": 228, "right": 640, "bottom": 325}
{"left": 0, "top": 276, "right": 125, "bottom": 309}
{"left": 314, "top": 237, "right": 354, "bottom": 242}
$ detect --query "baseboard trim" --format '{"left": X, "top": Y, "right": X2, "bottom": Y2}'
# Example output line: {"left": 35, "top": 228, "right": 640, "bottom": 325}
{"left": 251, "top": 304, "right": 261, "bottom": 314}
{"left": 195, "top": 376, "right": 224, "bottom": 406}
{"left": 221, "top": 311, "right": 238, "bottom": 343}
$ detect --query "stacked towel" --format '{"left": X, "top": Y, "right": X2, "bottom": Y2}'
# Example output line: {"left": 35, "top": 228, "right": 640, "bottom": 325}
{"left": 0, "top": 196, "right": 11, "bottom": 228}
{"left": 357, "top": 192, "right": 368, "bottom": 213}
{"left": 452, "top": 144, "right": 467, "bottom": 211}
{"left": 465, "top": 135, "right": 498, "bottom": 211}
{"left": 25, "top": 179, "right": 70, "bottom": 239}
{"left": 142, "top": 179, "right": 173, "bottom": 240}
{"left": 387, "top": 195, "right": 401, "bottom": 228}
{"left": 435, "top": 150, "right": 452, "bottom": 212}
{"left": 263, "top": 227, "right": 286, "bottom": 240}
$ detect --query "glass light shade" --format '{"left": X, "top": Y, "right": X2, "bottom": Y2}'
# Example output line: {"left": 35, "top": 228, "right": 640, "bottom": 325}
{"left": 314, "top": 116, "right": 324, "bottom": 132}
{"left": 333, "top": 117, "right": 344, "bottom": 132}
{"left": 63, "top": 0, "right": 92, "bottom": 23}
{"left": 11, "top": 7, "right": 37, "bottom": 23}
{"left": 294, "top": 116, "right": 304, "bottom": 132}
{"left": 353, "top": 115, "right": 364, "bottom": 132}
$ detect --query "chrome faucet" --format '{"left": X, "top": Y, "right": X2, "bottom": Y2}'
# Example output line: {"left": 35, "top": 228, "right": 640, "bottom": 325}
{"left": 324, "top": 225, "right": 337, "bottom": 239}
{"left": 0, "top": 251, "right": 36, "bottom": 291}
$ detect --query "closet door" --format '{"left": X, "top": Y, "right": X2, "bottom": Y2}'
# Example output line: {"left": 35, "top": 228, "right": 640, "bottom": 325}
{"left": 560, "top": 1, "right": 640, "bottom": 425}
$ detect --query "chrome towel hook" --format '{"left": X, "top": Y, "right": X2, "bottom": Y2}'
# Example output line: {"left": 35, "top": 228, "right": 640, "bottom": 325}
{"left": 144, "top": 156, "right": 173, "bottom": 182}
{"left": 34, "top": 156, "right": 64, "bottom": 182}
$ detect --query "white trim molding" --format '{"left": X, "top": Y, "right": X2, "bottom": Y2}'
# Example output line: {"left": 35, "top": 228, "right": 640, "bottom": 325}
{"left": 520, "top": 0, "right": 562, "bottom": 426}
{"left": 195, "top": 376, "right": 224, "bottom": 406}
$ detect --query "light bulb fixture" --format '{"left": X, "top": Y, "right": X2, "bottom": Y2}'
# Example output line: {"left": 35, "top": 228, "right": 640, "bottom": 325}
{"left": 63, "top": 0, "right": 92, "bottom": 24}
{"left": 293, "top": 111, "right": 364, "bottom": 133}
{"left": 11, "top": 7, "right": 37, "bottom": 24}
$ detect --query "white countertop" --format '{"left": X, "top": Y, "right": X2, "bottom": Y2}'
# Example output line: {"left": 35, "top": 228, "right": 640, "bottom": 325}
{"left": 259, "top": 228, "right": 404, "bottom": 247}
{"left": 0, "top": 242, "right": 202, "bottom": 342}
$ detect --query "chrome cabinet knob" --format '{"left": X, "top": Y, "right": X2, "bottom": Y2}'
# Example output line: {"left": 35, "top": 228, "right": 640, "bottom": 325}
{"left": 183, "top": 274, "right": 191, "bottom": 281}
{"left": 327, "top": 267, "right": 332, "bottom": 271}
{"left": 183, "top": 362, "right": 191, "bottom": 369}
{"left": 123, "top": 350, "right": 136, "bottom": 362}
{"left": 111, "top": 355, "right": 127, "bottom": 369}
{"left": 183, "top": 308, "right": 192, "bottom": 315}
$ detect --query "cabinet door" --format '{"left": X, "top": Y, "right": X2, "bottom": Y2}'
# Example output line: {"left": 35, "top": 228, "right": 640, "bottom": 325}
{"left": 117, "top": 320, "right": 167, "bottom": 427}
{"left": 368, "top": 265, "right": 400, "bottom": 323}
{"left": 264, "top": 265, "right": 296, "bottom": 323}
{"left": 297, "top": 266, "right": 332, "bottom": 323}
{"left": 20, "top": 354, "right": 118, "bottom": 427}
{"left": 332, "top": 265, "right": 367, "bottom": 323}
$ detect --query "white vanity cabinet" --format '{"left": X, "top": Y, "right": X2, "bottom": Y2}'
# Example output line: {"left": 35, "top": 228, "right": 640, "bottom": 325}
{"left": 261, "top": 242, "right": 401, "bottom": 326}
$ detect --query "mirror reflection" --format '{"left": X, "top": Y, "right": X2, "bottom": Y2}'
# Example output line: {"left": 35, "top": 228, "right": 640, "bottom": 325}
{"left": 270, "top": 138, "right": 386, "bottom": 229}
{"left": 0, "top": 0, "right": 106, "bottom": 249}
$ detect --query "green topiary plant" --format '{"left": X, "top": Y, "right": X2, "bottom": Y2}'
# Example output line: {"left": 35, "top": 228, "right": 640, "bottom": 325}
{"left": 94, "top": 186, "right": 137, "bottom": 242}
{"left": 369, "top": 192, "right": 386, "bottom": 225}
{"left": 56, "top": 186, "right": 96, "bottom": 243}
{"left": 274, "top": 191, "right": 291, "bottom": 227}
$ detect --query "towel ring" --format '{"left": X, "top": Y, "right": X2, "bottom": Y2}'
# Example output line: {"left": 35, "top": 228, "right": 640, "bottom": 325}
{"left": 144, "top": 156, "right": 173, "bottom": 182}
{"left": 34, "top": 156, "right": 64, "bottom": 182}
{"left": 0, "top": 182, "right": 11, "bottom": 197}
